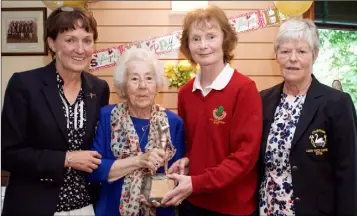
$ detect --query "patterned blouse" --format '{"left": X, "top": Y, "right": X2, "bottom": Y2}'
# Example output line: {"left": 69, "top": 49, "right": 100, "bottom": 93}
{"left": 55, "top": 73, "right": 91, "bottom": 212}
{"left": 259, "top": 93, "right": 306, "bottom": 216}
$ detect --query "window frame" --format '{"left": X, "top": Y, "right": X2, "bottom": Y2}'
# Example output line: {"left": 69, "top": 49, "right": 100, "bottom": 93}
{"left": 304, "top": 2, "right": 357, "bottom": 30}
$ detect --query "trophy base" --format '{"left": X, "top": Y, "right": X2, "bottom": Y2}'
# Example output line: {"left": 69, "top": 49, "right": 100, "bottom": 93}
{"left": 142, "top": 174, "right": 175, "bottom": 203}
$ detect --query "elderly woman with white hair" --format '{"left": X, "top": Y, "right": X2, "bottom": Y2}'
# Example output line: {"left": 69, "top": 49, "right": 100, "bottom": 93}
{"left": 259, "top": 18, "right": 357, "bottom": 216}
{"left": 88, "top": 48, "right": 185, "bottom": 216}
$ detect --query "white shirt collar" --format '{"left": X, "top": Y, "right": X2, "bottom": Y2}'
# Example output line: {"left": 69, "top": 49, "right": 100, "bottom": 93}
{"left": 192, "top": 64, "right": 234, "bottom": 96}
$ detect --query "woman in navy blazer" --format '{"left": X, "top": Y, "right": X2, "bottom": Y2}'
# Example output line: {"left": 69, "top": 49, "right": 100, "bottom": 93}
{"left": 1, "top": 7, "right": 109, "bottom": 216}
{"left": 259, "top": 19, "right": 357, "bottom": 216}
{"left": 88, "top": 48, "right": 185, "bottom": 216}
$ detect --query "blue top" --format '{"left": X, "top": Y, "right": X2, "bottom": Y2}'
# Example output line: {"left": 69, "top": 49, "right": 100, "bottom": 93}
{"left": 88, "top": 104, "right": 185, "bottom": 216}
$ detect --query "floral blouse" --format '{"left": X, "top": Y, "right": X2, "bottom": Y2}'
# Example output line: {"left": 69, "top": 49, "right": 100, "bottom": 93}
{"left": 259, "top": 93, "right": 306, "bottom": 216}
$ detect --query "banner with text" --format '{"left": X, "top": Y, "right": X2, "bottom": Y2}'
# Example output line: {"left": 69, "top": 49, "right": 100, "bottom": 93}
{"left": 89, "top": 7, "right": 286, "bottom": 71}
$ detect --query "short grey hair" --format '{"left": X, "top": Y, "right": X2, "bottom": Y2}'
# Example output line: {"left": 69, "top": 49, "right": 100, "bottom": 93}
{"left": 113, "top": 48, "right": 164, "bottom": 99}
{"left": 274, "top": 18, "right": 320, "bottom": 61}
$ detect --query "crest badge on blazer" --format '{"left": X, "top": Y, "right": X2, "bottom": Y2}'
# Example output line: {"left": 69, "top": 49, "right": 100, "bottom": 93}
{"left": 306, "top": 129, "right": 328, "bottom": 157}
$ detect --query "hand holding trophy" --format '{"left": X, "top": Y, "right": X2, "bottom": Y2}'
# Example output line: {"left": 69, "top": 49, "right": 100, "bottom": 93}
{"left": 141, "top": 118, "right": 176, "bottom": 204}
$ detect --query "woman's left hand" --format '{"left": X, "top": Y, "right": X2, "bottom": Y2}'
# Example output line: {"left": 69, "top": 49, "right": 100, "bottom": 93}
{"left": 161, "top": 174, "right": 192, "bottom": 206}
{"left": 137, "top": 194, "right": 162, "bottom": 208}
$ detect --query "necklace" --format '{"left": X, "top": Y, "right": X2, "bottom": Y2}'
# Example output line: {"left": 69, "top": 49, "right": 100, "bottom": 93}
{"left": 280, "top": 94, "right": 306, "bottom": 121}
{"left": 284, "top": 77, "right": 312, "bottom": 96}
{"left": 139, "top": 124, "right": 150, "bottom": 147}
{"left": 141, "top": 124, "right": 149, "bottom": 132}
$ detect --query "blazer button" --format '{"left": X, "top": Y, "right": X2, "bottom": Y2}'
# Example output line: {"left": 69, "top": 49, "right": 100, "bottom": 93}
{"left": 295, "top": 197, "right": 301, "bottom": 203}
{"left": 292, "top": 166, "right": 298, "bottom": 171}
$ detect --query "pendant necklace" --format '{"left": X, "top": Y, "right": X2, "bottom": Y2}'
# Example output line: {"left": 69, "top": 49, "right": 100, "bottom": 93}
{"left": 142, "top": 124, "right": 149, "bottom": 132}
{"left": 139, "top": 124, "right": 149, "bottom": 147}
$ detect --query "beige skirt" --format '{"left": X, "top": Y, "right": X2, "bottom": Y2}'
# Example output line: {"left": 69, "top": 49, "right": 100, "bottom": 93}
{"left": 54, "top": 204, "right": 94, "bottom": 216}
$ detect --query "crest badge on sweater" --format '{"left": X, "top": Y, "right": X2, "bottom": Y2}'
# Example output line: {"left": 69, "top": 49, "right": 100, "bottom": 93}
{"left": 211, "top": 105, "right": 226, "bottom": 124}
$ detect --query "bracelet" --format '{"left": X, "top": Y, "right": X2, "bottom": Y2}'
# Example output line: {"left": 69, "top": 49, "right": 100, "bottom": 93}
{"left": 66, "top": 151, "right": 72, "bottom": 171}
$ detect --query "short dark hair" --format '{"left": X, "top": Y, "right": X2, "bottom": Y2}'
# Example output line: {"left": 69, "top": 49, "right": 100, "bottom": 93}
{"left": 45, "top": 6, "right": 98, "bottom": 58}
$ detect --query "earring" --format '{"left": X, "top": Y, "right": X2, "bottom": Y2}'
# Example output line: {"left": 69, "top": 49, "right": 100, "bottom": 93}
{"left": 120, "top": 91, "right": 125, "bottom": 98}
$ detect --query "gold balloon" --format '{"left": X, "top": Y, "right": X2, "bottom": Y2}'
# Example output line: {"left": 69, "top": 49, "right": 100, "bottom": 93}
{"left": 42, "top": 1, "right": 63, "bottom": 10}
{"left": 63, "top": 1, "right": 87, "bottom": 8}
{"left": 274, "top": 1, "right": 313, "bottom": 17}
{"left": 42, "top": 1, "right": 87, "bottom": 10}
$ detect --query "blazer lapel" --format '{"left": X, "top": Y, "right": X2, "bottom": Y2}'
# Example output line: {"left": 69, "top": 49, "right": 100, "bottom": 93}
{"left": 81, "top": 72, "right": 98, "bottom": 147}
{"left": 291, "top": 77, "right": 324, "bottom": 149}
{"left": 261, "top": 83, "right": 283, "bottom": 158}
{"left": 41, "top": 60, "right": 69, "bottom": 143}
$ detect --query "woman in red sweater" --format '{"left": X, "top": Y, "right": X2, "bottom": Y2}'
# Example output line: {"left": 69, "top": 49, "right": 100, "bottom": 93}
{"left": 161, "top": 5, "right": 263, "bottom": 216}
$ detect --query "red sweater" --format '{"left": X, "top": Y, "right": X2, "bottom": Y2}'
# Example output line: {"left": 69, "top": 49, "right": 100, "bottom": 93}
{"left": 177, "top": 70, "right": 262, "bottom": 215}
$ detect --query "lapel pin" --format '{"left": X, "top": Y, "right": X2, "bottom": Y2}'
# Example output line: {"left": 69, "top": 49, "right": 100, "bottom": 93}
{"left": 88, "top": 93, "right": 96, "bottom": 99}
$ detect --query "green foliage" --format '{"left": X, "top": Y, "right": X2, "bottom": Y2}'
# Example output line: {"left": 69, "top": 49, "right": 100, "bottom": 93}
{"left": 317, "top": 29, "right": 357, "bottom": 110}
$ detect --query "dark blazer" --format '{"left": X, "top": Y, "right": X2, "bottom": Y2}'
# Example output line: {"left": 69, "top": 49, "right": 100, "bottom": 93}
{"left": 259, "top": 77, "right": 357, "bottom": 216}
{"left": 1, "top": 60, "right": 110, "bottom": 216}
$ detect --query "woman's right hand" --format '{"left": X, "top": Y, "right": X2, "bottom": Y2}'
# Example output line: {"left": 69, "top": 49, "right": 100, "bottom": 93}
{"left": 167, "top": 157, "right": 189, "bottom": 175}
{"left": 137, "top": 149, "right": 166, "bottom": 173}
{"left": 65, "top": 150, "right": 102, "bottom": 173}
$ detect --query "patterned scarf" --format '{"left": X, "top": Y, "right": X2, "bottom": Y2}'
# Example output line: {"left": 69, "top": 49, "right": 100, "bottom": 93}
{"left": 110, "top": 102, "right": 176, "bottom": 216}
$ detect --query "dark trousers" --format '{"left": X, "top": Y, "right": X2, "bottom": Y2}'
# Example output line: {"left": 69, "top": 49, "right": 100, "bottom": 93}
{"left": 178, "top": 200, "right": 257, "bottom": 216}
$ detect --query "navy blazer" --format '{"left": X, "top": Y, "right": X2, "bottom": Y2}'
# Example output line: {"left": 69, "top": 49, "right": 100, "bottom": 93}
{"left": 1, "top": 60, "right": 110, "bottom": 216}
{"left": 259, "top": 76, "right": 357, "bottom": 216}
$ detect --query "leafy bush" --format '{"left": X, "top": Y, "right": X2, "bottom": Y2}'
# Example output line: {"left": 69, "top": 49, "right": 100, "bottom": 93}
{"left": 314, "top": 29, "right": 357, "bottom": 110}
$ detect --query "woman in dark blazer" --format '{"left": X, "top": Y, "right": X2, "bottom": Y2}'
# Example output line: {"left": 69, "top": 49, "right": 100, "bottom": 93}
{"left": 1, "top": 7, "right": 109, "bottom": 216}
{"left": 259, "top": 19, "right": 357, "bottom": 216}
